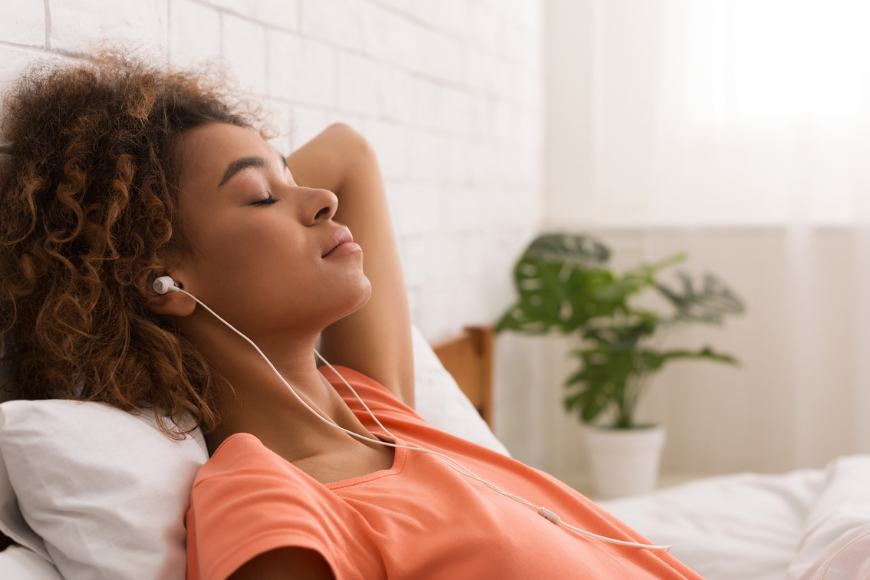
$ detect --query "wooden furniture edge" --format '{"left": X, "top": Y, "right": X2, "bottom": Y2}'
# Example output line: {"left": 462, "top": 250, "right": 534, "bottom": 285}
{"left": 431, "top": 325, "right": 494, "bottom": 429}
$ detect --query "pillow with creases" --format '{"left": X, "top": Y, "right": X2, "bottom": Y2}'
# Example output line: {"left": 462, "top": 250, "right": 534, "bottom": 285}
{"left": 786, "top": 455, "right": 870, "bottom": 580}
{"left": 801, "top": 524, "right": 870, "bottom": 580}
{"left": 0, "top": 400, "right": 208, "bottom": 580}
{"left": 0, "top": 544, "right": 63, "bottom": 579}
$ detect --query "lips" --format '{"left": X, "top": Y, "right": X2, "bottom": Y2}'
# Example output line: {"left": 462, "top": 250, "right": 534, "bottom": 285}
{"left": 322, "top": 226, "right": 354, "bottom": 258}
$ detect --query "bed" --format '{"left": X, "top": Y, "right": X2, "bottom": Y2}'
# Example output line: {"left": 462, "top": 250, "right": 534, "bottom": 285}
{"left": 1, "top": 323, "right": 868, "bottom": 579}
{"left": 600, "top": 457, "right": 870, "bottom": 579}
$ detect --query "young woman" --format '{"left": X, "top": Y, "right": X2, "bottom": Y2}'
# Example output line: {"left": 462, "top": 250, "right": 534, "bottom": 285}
{"left": 0, "top": 52, "right": 702, "bottom": 580}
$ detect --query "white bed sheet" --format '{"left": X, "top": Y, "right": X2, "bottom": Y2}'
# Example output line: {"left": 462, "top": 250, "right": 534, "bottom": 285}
{"left": 598, "top": 455, "right": 870, "bottom": 580}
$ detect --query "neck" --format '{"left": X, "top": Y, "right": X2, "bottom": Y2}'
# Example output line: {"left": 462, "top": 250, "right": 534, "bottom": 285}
{"left": 178, "top": 309, "right": 378, "bottom": 461}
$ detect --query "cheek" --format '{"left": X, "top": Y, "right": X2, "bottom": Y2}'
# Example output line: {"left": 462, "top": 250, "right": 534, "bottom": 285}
{"left": 189, "top": 218, "right": 310, "bottom": 299}
{"left": 180, "top": 210, "right": 368, "bottom": 330}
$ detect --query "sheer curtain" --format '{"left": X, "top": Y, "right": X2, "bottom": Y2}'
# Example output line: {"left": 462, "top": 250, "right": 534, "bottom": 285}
{"left": 594, "top": 0, "right": 870, "bottom": 468}
{"left": 589, "top": 0, "right": 869, "bottom": 226}
{"left": 519, "top": 0, "right": 870, "bottom": 480}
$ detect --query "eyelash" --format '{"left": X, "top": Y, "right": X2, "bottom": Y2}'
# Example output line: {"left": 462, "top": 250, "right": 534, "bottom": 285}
{"left": 251, "top": 195, "right": 278, "bottom": 206}
{"left": 250, "top": 161, "right": 289, "bottom": 206}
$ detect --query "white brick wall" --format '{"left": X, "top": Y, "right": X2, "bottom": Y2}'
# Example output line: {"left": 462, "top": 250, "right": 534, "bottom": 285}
{"left": 0, "top": 0, "right": 44, "bottom": 47}
{"left": 0, "top": 0, "right": 544, "bottom": 343}
{"left": 51, "top": 0, "right": 169, "bottom": 53}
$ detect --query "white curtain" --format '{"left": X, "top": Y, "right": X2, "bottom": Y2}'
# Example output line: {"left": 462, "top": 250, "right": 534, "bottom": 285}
{"left": 589, "top": 0, "right": 869, "bottom": 226}
{"left": 592, "top": 0, "right": 870, "bottom": 466}
{"left": 514, "top": 0, "right": 870, "bottom": 481}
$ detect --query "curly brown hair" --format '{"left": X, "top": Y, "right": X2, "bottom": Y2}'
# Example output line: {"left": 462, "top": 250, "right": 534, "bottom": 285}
{"left": 0, "top": 49, "right": 265, "bottom": 437}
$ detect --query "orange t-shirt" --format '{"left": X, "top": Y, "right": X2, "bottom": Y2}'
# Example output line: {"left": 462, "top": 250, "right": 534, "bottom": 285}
{"left": 186, "top": 365, "right": 702, "bottom": 580}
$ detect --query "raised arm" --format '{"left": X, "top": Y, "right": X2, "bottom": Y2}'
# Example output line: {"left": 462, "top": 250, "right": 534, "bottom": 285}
{"left": 285, "top": 123, "right": 414, "bottom": 407}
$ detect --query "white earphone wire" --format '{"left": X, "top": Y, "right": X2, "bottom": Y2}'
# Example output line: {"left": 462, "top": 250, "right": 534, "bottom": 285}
{"left": 160, "top": 279, "right": 670, "bottom": 552}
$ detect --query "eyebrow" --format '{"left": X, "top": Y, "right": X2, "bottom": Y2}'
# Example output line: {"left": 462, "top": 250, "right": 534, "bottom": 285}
{"left": 217, "top": 156, "right": 271, "bottom": 188}
{"left": 217, "top": 151, "right": 291, "bottom": 188}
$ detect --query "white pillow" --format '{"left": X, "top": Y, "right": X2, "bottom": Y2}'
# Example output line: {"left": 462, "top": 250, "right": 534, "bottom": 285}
{"left": 410, "top": 325, "right": 510, "bottom": 456}
{"left": 0, "top": 544, "right": 63, "bottom": 579}
{"left": 0, "top": 400, "right": 208, "bottom": 580}
{"left": 0, "top": 445, "right": 48, "bottom": 559}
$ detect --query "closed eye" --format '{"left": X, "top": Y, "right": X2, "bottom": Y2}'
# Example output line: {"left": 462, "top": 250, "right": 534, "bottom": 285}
{"left": 251, "top": 196, "right": 279, "bottom": 206}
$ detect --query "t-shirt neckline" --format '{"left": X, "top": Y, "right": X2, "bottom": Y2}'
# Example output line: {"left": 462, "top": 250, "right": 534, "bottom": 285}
{"left": 216, "top": 430, "right": 408, "bottom": 490}
{"left": 325, "top": 431, "right": 408, "bottom": 490}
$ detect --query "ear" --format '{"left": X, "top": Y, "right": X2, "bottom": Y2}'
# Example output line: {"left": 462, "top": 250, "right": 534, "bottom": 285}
{"left": 137, "top": 271, "right": 197, "bottom": 318}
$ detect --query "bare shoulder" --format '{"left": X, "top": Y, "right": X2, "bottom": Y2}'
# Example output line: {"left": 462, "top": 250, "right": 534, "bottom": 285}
{"left": 227, "top": 547, "right": 335, "bottom": 580}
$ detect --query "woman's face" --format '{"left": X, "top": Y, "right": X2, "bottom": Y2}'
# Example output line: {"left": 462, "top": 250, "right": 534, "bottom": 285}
{"left": 169, "top": 122, "right": 370, "bottom": 340}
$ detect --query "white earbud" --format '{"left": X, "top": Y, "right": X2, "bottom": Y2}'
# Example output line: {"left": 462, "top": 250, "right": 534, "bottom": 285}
{"left": 152, "top": 276, "right": 181, "bottom": 295}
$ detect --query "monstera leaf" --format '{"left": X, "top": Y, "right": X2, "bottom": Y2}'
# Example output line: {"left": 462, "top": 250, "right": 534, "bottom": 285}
{"left": 522, "top": 233, "right": 611, "bottom": 264}
{"left": 495, "top": 234, "right": 612, "bottom": 335}
{"left": 656, "top": 272, "right": 745, "bottom": 325}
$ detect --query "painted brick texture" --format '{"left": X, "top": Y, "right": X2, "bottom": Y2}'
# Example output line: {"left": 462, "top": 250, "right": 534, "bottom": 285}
{"left": 0, "top": 0, "right": 544, "bottom": 342}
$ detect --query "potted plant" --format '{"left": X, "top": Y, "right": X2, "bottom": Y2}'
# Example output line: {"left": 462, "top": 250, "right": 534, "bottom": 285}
{"left": 495, "top": 233, "right": 744, "bottom": 497}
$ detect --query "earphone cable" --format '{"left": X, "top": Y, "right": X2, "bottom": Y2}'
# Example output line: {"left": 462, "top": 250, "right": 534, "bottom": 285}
{"left": 172, "top": 285, "right": 671, "bottom": 552}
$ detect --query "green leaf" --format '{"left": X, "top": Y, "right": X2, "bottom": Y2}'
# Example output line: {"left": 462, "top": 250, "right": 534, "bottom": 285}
{"left": 640, "top": 346, "right": 740, "bottom": 371}
{"left": 581, "top": 392, "right": 607, "bottom": 422}
{"left": 493, "top": 233, "right": 622, "bottom": 336}
{"left": 524, "top": 233, "right": 610, "bottom": 265}
{"left": 564, "top": 390, "right": 589, "bottom": 411}
{"left": 656, "top": 271, "right": 745, "bottom": 325}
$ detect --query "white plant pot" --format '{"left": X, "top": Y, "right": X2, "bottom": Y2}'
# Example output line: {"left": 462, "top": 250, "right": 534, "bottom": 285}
{"left": 583, "top": 425, "right": 666, "bottom": 499}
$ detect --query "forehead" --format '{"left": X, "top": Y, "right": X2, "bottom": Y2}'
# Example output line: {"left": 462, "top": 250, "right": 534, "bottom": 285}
{"left": 176, "top": 123, "right": 270, "bottom": 188}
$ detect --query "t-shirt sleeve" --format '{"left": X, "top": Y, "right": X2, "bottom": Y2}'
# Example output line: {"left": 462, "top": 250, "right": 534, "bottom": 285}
{"left": 185, "top": 434, "right": 360, "bottom": 580}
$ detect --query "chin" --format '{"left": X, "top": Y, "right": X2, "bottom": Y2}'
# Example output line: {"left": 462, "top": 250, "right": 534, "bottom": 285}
{"left": 347, "top": 277, "right": 373, "bottom": 313}
{"left": 325, "top": 276, "right": 371, "bottom": 326}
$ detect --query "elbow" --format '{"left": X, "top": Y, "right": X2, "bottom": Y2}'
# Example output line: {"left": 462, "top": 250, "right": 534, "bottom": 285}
{"left": 326, "top": 123, "right": 376, "bottom": 161}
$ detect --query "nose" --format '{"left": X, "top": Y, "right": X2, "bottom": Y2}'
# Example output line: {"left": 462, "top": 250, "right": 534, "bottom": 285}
{"left": 300, "top": 187, "right": 338, "bottom": 226}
